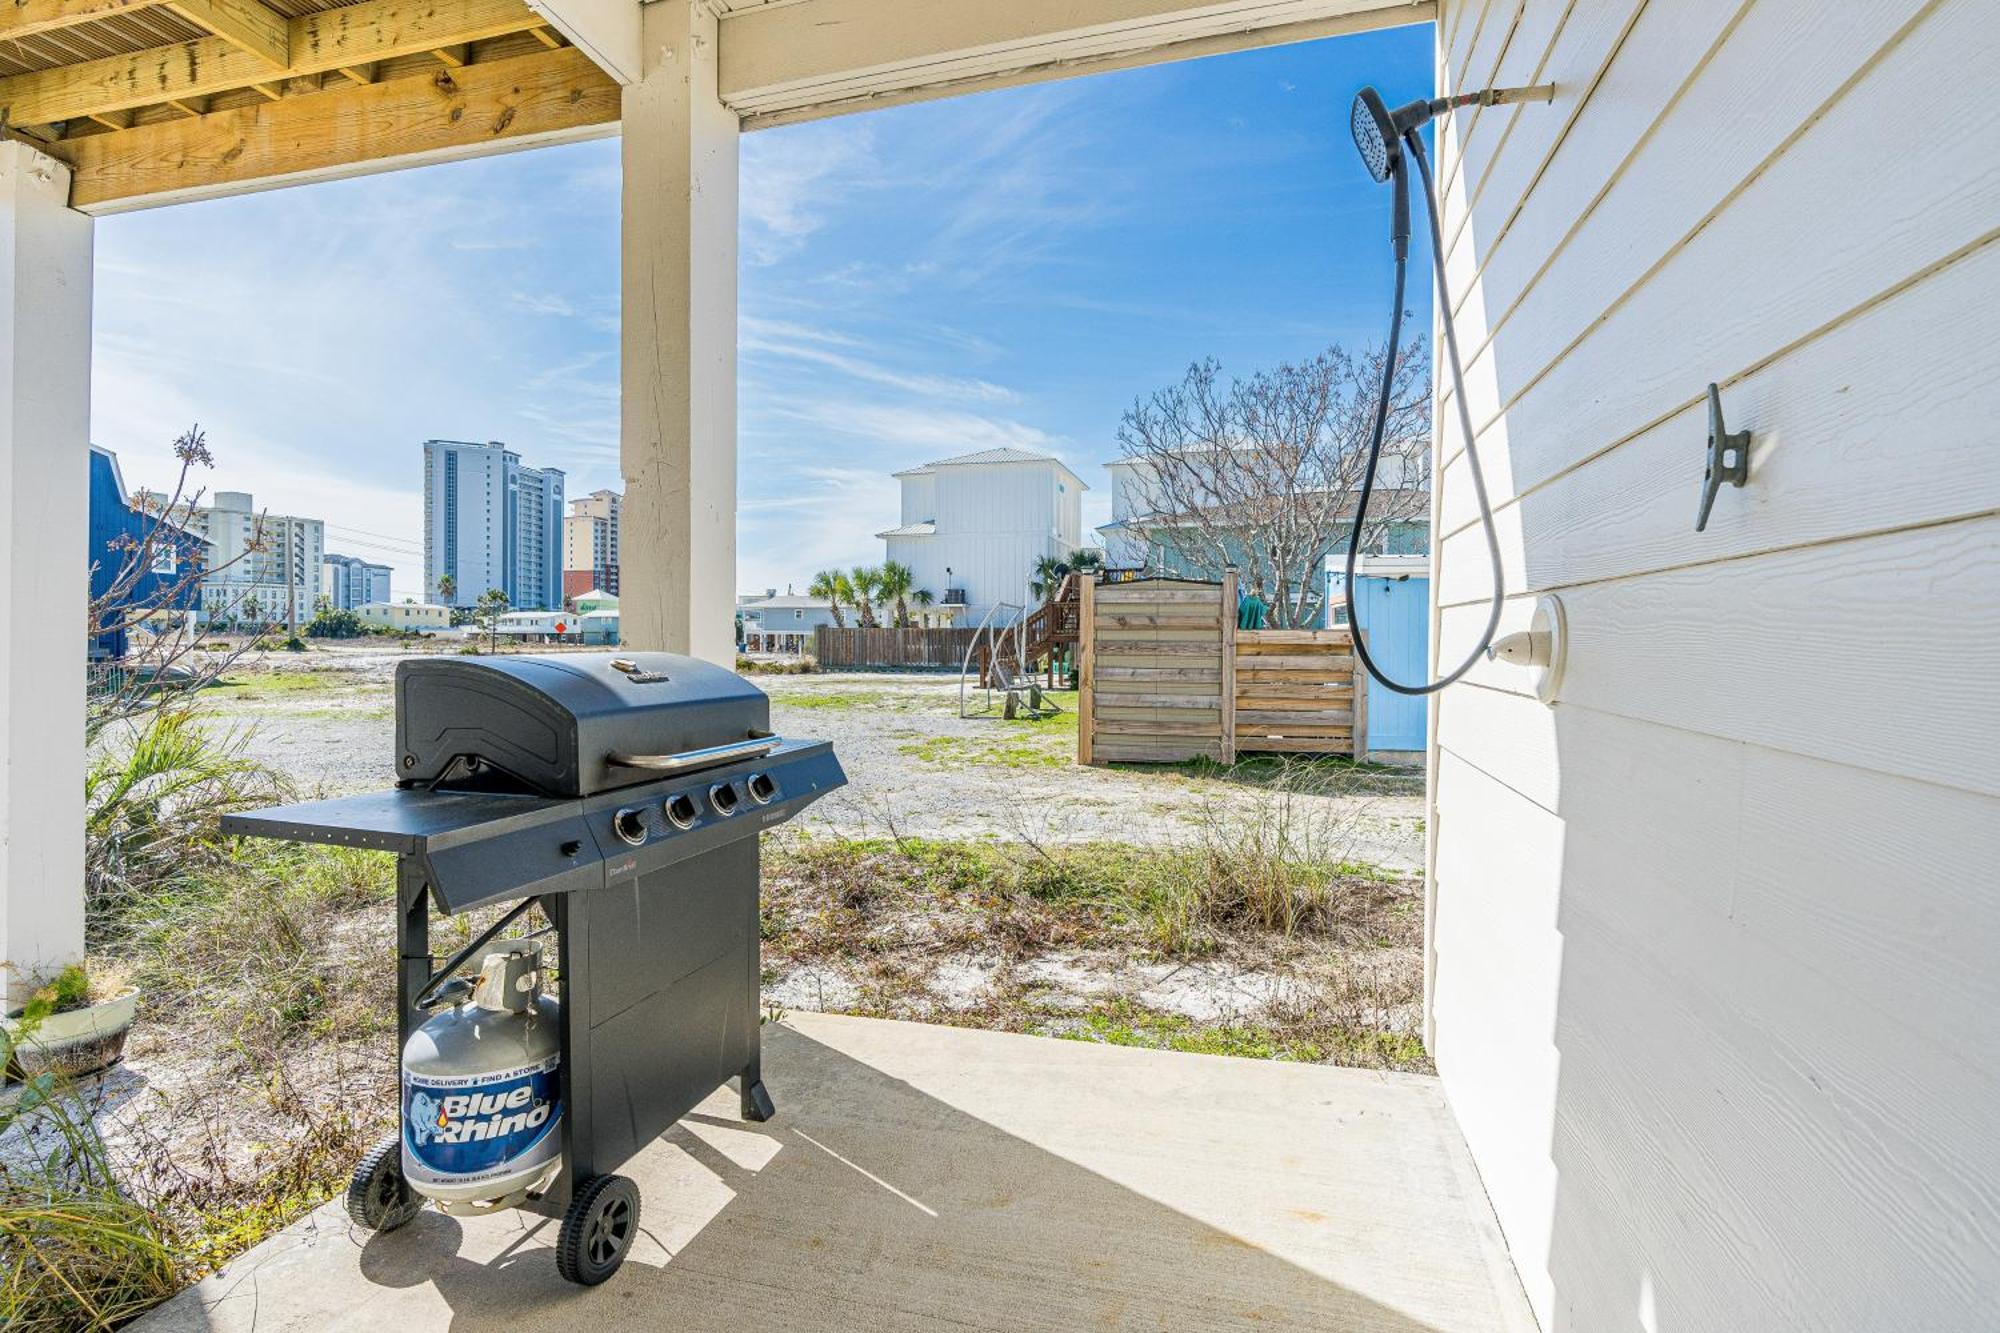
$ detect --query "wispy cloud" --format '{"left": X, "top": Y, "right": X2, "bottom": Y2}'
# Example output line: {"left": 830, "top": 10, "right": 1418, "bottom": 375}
{"left": 509, "top": 291, "right": 577, "bottom": 317}
{"left": 740, "top": 121, "right": 878, "bottom": 266}
{"left": 742, "top": 331, "right": 1016, "bottom": 404}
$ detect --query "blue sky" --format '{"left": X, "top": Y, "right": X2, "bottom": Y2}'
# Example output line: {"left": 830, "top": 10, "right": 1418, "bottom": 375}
{"left": 90, "top": 21, "right": 1432, "bottom": 600}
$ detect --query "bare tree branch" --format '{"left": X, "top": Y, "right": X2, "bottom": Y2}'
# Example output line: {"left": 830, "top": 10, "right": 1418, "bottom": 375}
{"left": 1114, "top": 338, "right": 1431, "bottom": 627}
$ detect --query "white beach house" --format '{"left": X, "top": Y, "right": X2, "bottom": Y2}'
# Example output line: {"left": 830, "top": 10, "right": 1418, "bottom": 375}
{"left": 878, "top": 447, "right": 1087, "bottom": 626}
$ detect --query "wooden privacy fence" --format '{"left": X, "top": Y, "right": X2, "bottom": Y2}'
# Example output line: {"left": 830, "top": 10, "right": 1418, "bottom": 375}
{"left": 1077, "top": 574, "right": 1365, "bottom": 765}
{"left": 814, "top": 625, "right": 980, "bottom": 669}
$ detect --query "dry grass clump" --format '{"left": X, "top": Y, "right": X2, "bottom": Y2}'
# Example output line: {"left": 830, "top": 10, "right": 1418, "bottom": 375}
{"left": 0, "top": 1082, "right": 180, "bottom": 1332}
{"left": 762, "top": 815, "right": 1428, "bottom": 1074}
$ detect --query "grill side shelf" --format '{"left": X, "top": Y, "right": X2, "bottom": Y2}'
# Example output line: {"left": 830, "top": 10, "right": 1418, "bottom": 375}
{"left": 219, "top": 787, "right": 578, "bottom": 854}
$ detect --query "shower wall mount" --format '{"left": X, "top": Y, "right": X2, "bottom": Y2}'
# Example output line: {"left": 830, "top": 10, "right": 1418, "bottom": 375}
{"left": 1486, "top": 595, "right": 1568, "bottom": 706}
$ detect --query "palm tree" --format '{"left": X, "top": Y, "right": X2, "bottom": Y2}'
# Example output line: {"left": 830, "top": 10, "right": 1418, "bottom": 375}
{"left": 911, "top": 588, "right": 936, "bottom": 627}
{"left": 436, "top": 572, "right": 456, "bottom": 605}
{"left": 1029, "top": 554, "right": 1070, "bottom": 605}
{"left": 808, "top": 569, "right": 851, "bottom": 629}
{"left": 849, "top": 565, "right": 882, "bottom": 629}
{"left": 877, "top": 560, "right": 916, "bottom": 628}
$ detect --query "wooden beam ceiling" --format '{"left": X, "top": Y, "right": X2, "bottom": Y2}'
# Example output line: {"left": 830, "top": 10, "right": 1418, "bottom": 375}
{"left": 0, "top": 0, "right": 550, "bottom": 129}
{"left": 0, "top": 0, "right": 174, "bottom": 44}
{"left": 164, "top": 0, "right": 289, "bottom": 69}
{"left": 62, "top": 43, "right": 617, "bottom": 209}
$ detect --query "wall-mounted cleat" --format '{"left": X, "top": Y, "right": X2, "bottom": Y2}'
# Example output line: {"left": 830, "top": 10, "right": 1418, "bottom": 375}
{"left": 1695, "top": 383, "right": 1751, "bottom": 532}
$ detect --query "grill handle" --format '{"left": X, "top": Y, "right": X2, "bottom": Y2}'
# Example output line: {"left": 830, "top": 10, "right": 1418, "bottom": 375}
{"left": 608, "top": 734, "right": 781, "bottom": 774}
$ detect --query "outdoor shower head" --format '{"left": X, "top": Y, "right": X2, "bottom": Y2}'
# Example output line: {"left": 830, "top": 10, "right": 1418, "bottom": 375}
{"left": 1340, "top": 79, "right": 1552, "bottom": 696}
{"left": 1350, "top": 86, "right": 1399, "bottom": 184}
{"left": 1349, "top": 83, "right": 1556, "bottom": 183}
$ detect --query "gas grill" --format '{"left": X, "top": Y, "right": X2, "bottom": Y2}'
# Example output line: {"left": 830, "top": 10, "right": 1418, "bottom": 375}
{"left": 220, "top": 651, "right": 845, "bottom": 1285}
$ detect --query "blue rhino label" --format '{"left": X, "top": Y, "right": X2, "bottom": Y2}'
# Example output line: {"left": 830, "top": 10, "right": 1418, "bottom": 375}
{"left": 402, "top": 1053, "right": 561, "bottom": 1189}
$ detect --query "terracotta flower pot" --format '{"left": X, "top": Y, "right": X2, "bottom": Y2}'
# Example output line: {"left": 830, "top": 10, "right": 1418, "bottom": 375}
{"left": 4, "top": 986, "right": 141, "bottom": 1082}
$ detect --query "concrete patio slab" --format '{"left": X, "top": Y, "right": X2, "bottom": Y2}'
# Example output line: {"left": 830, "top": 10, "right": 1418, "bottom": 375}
{"left": 138, "top": 1012, "right": 1534, "bottom": 1332}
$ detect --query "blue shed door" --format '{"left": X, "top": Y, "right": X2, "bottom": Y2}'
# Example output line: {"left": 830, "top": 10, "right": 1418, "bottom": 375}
{"left": 1351, "top": 575, "right": 1430, "bottom": 754}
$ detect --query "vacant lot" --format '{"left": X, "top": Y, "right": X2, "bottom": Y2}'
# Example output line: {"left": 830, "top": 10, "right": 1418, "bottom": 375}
{"left": 203, "top": 643, "right": 1427, "bottom": 867}
{"left": 185, "top": 644, "right": 1429, "bottom": 1073}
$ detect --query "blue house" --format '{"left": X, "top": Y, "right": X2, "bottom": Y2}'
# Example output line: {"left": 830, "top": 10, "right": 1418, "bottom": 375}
{"left": 89, "top": 446, "right": 201, "bottom": 661}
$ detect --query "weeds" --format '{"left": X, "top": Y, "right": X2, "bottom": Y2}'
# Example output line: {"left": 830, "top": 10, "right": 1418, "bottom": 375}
{"left": 84, "top": 705, "right": 289, "bottom": 945}
{"left": 763, "top": 829, "right": 1428, "bottom": 1073}
{"left": 0, "top": 1075, "right": 181, "bottom": 1333}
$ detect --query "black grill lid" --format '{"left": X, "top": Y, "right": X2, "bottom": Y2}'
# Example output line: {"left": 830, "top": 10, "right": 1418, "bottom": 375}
{"left": 395, "top": 651, "right": 770, "bottom": 797}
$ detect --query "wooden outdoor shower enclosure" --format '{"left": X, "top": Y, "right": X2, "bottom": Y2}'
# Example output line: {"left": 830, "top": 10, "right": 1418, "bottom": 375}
{"left": 1077, "top": 576, "right": 1367, "bottom": 765}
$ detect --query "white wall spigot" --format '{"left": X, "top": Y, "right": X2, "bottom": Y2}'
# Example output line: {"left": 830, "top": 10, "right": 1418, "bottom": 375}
{"left": 1487, "top": 629, "right": 1551, "bottom": 668}
{"left": 1484, "top": 595, "right": 1567, "bottom": 705}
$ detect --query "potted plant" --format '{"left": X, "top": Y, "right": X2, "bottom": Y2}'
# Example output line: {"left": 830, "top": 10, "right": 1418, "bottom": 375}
{"left": 3, "top": 962, "right": 140, "bottom": 1082}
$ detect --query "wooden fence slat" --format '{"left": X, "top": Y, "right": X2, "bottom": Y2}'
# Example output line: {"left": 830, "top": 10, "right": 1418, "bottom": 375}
{"left": 1221, "top": 569, "right": 1237, "bottom": 764}
{"left": 1351, "top": 626, "right": 1368, "bottom": 761}
{"left": 1093, "top": 613, "right": 1222, "bottom": 629}
{"left": 1097, "top": 709, "right": 1222, "bottom": 724}
{"left": 1232, "top": 736, "right": 1352, "bottom": 753}
{"left": 1236, "top": 712, "right": 1355, "bottom": 730}
{"left": 1096, "top": 588, "right": 1216, "bottom": 604}
{"left": 1095, "top": 721, "right": 1221, "bottom": 739}
{"left": 1077, "top": 576, "right": 1096, "bottom": 765}
{"left": 1096, "top": 667, "right": 1221, "bottom": 682}
{"left": 1094, "top": 740, "right": 1221, "bottom": 762}
{"left": 1096, "top": 639, "right": 1220, "bottom": 656}
{"left": 1232, "top": 653, "right": 1357, "bottom": 669}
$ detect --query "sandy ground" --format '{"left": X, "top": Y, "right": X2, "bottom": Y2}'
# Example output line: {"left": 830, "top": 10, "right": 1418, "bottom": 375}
{"left": 203, "top": 643, "right": 1428, "bottom": 870}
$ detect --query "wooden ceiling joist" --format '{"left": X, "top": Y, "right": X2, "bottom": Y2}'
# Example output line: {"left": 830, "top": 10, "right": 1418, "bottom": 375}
{"left": 0, "top": 0, "right": 548, "bottom": 128}
{"left": 163, "top": 0, "right": 288, "bottom": 69}
{"left": 0, "top": 0, "right": 173, "bottom": 44}
{"left": 62, "top": 44, "right": 618, "bottom": 209}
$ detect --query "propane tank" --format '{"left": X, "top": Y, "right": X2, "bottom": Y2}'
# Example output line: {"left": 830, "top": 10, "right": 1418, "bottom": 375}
{"left": 401, "top": 939, "right": 562, "bottom": 1214}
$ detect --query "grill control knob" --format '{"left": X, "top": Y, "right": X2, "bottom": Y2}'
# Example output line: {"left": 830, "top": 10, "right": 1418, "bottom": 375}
{"left": 664, "top": 793, "right": 699, "bottom": 830}
{"left": 612, "top": 808, "right": 648, "bottom": 846}
{"left": 708, "top": 783, "right": 740, "bottom": 817}
{"left": 745, "top": 773, "right": 777, "bottom": 805}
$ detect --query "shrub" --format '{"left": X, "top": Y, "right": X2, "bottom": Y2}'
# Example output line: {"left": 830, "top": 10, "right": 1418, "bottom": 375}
{"left": 304, "top": 608, "right": 366, "bottom": 639}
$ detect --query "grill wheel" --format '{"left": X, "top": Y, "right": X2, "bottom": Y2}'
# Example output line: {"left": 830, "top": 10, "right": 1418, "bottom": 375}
{"left": 557, "top": 1173, "right": 642, "bottom": 1286}
{"left": 347, "top": 1134, "right": 423, "bottom": 1232}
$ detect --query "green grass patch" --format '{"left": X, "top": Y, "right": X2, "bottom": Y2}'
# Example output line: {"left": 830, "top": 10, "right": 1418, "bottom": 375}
{"left": 207, "top": 670, "right": 354, "bottom": 698}
{"left": 1042, "top": 998, "right": 1326, "bottom": 1062}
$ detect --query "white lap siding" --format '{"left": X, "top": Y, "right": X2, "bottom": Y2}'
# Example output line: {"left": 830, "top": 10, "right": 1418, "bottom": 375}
{"left": 1425, "top": 0, "right": 2000, "bottom": 1327}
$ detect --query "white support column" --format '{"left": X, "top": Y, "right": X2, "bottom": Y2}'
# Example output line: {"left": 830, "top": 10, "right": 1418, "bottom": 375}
{"left": 0, "top": 142, "right": 91, "bottom": 1007}
{"left": 619, "top": 0, "right": 738, "bottom": 665}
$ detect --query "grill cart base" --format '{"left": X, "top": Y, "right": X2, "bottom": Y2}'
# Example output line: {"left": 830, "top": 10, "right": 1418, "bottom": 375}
{"left": 222, "top": 678, "right": 844, "bottom": 1286}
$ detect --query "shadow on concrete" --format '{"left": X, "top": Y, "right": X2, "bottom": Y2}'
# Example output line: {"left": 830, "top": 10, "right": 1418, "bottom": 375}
{"left": 202, "top": 1022, "right": 1451, "bottom": 1331}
